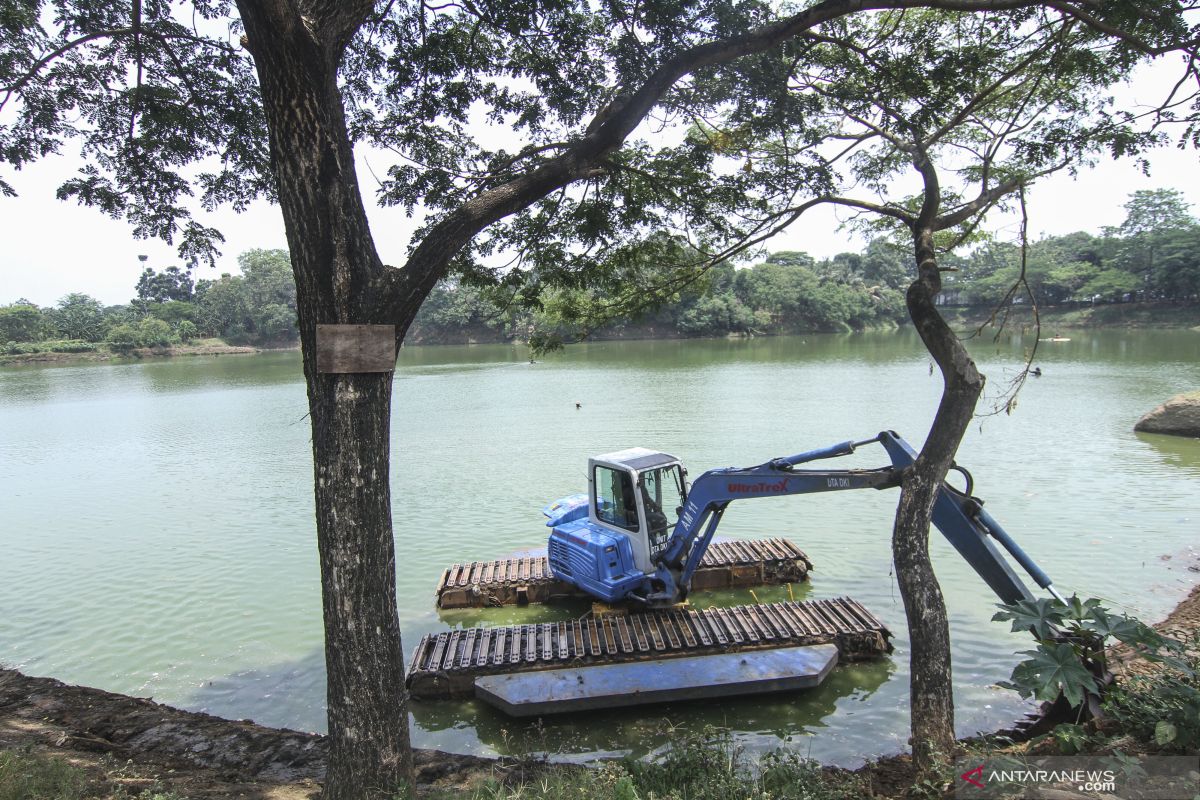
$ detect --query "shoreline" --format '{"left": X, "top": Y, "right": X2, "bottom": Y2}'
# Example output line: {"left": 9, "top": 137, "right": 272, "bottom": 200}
{"left": 0, "top": 342, "right": 287, "bottom": 366}
{"left": 2, "top": 301, "right": 1195, "bottom": 368}
{"left": 3, "top": 581, "right": 1198, "bottom": 798}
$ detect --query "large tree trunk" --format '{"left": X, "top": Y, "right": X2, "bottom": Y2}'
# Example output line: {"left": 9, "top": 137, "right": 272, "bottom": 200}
{"left": 307, "top": 372, "right": 411, "bottom": 798}
{"left": 895, "top": 226, "right": 985, "bottom": 774}
{"left": 236, "top": 4, "right": 416, "bottom": 797}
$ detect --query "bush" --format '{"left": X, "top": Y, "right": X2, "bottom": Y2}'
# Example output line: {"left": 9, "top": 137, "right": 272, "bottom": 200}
{"left": 176, "top": 320, "right": 198, "bottom": 343}
{"left": 1, "top": 340, "right": 97, "bottom": 355}
{"left": 47, "top": 340, "right": 97, "bottom": 353}
{"left": 137, "top": 318, "right": 175, "bottom": 348}
{"left": 105, "top": 323, "right": 141, "bottom": 354}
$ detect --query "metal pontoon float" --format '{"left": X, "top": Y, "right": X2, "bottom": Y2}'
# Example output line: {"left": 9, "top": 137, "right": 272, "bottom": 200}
{"left": 434, "top": 537, "right": 812, "bottom": 609}
{"left": 406, "top": 596, "right": 891, "bottom": 711}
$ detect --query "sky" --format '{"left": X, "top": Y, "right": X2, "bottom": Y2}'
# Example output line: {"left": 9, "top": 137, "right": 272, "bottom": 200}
{"left": 1, "top": 57, "right": 1197, "bottom": 308}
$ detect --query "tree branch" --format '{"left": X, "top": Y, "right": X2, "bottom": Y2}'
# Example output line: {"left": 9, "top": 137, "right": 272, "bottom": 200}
{"left": 1, "top": 25, "right": 240, "bottom": 112}
{"left": 934, "top": 178, "right": 1022, "bottom": 229}
{"left": 382, "top": 0, "right": 1199, "bottom": 322}
{"left": 1, "top": 28, "right": 134, "bottom": 108}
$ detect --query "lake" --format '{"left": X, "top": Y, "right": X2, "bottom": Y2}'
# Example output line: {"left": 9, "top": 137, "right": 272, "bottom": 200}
{"left": 1, "top": 330, "right": 1198, "bottom": 766}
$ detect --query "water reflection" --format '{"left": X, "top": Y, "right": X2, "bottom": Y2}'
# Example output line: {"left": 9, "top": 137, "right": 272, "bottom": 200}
{"left": 540, "top": 333, "right": 928, "bottom": 370}
{"left": 411, "top": 653, "right": 895, "bottom": 762}
{"left": 1134, "top": 430, "right": 1200, "bottom": 477}
{"left": 136, "top": 351, "right": 304, "bottom": 392}
{"left": 984, "top": 329, "right": 1200, "bottom": 365}
{"left": 182, "top": 634, "right": 895, "bottom": 766}
{"left": 0, "top": 363, "right": 56, "bottom": 404}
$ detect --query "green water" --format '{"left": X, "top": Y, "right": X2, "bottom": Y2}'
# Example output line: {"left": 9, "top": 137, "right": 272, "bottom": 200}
{"left": 1, "top": 330, "right": 1198, "bottom": 766}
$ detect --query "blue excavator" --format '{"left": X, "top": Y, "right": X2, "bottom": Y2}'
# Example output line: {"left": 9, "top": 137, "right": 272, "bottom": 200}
{"left": 544, "top": 430, "right": 1063, "bottom": 608}
{"left": 408, "top": 430, "right": 1074, "bottom": 714}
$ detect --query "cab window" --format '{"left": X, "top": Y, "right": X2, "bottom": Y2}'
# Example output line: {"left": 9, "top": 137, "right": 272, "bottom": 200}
{"left": 641, "top": 465, "right": 685, "bottom": 556}
{"left": 595, "top": 466, "right": 638, "bottom": 531}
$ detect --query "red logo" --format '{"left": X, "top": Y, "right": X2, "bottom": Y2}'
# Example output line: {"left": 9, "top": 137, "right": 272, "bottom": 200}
{"left": 961, "top": 765, "right": 985, "bottom": 789}
{"left": 727, "top": 478, "right": 790, "bottom": 494}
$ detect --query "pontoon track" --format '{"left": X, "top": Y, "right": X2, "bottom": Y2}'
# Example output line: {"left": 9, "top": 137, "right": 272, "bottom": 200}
{"left": 435, "top": 537, "right": 812, "bottom": 609}
{"left": 407, "top": 596, "right": 890, "bottom": 699}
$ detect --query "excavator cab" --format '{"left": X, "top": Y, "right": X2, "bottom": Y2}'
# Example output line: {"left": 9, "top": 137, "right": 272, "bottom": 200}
{"left": 637, "top": 460, "right": 688, "bottom": 558}
{"left": 544, "top": 448, "right": 687, "bottom": 602}
{"left": 590, "top": 448, "right": 687, "bottom": 572}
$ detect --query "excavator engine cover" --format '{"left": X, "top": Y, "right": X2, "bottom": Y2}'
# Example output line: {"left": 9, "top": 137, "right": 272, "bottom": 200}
{"left": 547, "top": 518, "right": 646, "bottom": 603}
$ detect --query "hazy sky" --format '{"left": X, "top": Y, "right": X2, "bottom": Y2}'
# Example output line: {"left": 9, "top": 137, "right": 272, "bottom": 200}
{"left": 2, "top": 57, "right": 1197, "bottom": 307}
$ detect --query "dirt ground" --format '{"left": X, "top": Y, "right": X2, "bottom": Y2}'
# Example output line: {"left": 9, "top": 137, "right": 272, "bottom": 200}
{"left": 0, "top": 668, "right": 536, "bottom": 799}
{"left": 4, "top": 583, "right": 1199, "bottom": 799}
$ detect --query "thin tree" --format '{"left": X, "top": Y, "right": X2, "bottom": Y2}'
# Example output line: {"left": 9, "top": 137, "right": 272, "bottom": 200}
{"left": 693, "top": 8, "right": 1197, "bottom": 771}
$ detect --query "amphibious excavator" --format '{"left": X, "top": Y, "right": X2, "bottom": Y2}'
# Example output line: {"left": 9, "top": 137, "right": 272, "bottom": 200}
{"left": 409, "top": 431, "right": 1062, "bottom": 716}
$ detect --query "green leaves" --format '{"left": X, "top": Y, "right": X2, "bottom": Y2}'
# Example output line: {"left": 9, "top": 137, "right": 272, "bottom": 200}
{"left": 1, "top": 0, "right": 266, "bottom": 263}
{"left": 1154, "top": 720, "right": 1178, "bottom": 746}
{"left": 995, "top": 594, "right": 1192, "bottom": 714}
{"left": 992, "top": 597, "right": 1068, "bottom": 640}
{"left": 1003, "top": 642, "right": 1099, "bottom": 708}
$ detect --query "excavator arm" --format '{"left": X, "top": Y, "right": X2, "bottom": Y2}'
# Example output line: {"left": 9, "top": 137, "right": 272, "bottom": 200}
{"left": 646, "top": 431, "right": 1062, "bottom": 607}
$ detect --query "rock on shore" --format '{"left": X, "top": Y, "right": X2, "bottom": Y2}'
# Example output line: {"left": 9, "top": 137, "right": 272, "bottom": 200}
{"left": 1135, "top": 390, "right": 1200, "bottom": 437}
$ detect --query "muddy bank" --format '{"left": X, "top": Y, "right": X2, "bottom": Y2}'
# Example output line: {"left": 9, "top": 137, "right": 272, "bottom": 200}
{"left": 0, "top": 668, "right": 539, "bottom": 798}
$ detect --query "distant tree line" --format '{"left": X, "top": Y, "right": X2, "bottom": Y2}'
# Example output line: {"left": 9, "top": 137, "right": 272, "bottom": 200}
{"left": 940, "top": 189, "right": 1200, "bottom": 307}
{"left": 0, "top": 249, "right": 299, "bottom": 354}
{"left": 406, "top": 243, "right": 910, "bottom": 344}
{"left": 4, "top": 191, "right": 1197, "bottom": 353}
{"left": 407, "top": 189, "right": 1200, "bottom": 344}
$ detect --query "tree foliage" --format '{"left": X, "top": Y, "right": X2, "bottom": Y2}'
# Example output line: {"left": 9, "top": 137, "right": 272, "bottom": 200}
{"left": 50, "top": 292, "right": 106, "bottom": 341}
{"left": 948, "top": 190, "right": 1200, "bottom": 305}
{"left": 0, "top": 302, "right": 46, "bottom": 342}
{"left": 136, "top": 265, "right": 195, "bottom": 303}
{"left": 193, "top": 249, "right": 298, "bottom": 344}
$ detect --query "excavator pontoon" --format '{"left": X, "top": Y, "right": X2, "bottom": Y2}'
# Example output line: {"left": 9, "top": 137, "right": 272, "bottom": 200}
{"left": 408, "top": 431, "right": 1061, "bottom": 716}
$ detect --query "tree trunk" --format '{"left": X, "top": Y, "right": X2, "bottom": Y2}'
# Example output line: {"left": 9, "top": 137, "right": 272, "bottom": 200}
{"left": 308, "top": 371, "right": 411, "bottom": 799}
{"left": 895, "top": 225, "right": 985, "bottom": 774}
{"left": 236, "top": 5, "right": 416, "bottom": 797}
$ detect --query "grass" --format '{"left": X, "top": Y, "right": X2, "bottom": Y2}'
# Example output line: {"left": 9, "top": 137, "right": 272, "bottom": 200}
{"left": 430, "top": 731, "right": 867, "bottom": 800}
{"left": 0, "top": 751, "right": 89, "bottom": 800}
{"left": 0, "top": 750, "right": 186, "bottom": 800}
